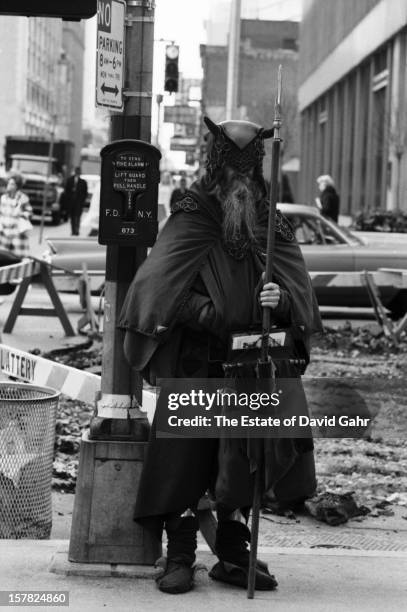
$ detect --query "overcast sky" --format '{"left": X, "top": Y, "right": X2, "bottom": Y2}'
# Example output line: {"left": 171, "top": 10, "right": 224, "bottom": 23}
{"left": 83, "top": 0, "right": 302, "bottom": 125}
{"left": 154, "top": 0, "right": 302, "bottom": 79}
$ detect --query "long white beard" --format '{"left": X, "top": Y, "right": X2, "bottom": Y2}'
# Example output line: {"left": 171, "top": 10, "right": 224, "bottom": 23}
{"left": 220, "top": 177, "right": 258, "bottom": 243}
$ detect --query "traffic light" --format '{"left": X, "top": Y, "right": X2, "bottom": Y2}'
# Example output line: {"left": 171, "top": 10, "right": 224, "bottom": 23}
{"left": 164, "top": 45, "right": 179, "bottom": 94}
{"left": 0, "top": 1, "right": 97, "bottom": 20}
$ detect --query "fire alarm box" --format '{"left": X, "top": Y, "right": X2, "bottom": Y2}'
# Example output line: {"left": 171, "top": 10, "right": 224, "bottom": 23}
{"left": 98, "top": 139, "right": 161, "bottom": 246}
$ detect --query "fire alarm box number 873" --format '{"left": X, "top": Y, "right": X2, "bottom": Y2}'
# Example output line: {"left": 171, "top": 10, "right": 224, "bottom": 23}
{"left": 98, "top": 139, "right": 162, "bottom": 246}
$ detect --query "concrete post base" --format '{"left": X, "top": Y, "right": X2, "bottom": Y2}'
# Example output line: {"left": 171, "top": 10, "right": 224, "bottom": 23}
{"left": 68, "top": 430, "right": 161, "bottom": 565}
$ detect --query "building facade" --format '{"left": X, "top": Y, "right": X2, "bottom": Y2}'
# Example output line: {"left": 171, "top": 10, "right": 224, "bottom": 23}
{"left": 299, "top": 0, "right": 407, "bottom": 214}
{"left": 200, "top": 20, "right": 300, "bottom": 165}
{"left": 0, "top": 16, "right": 85, "bottom": 166}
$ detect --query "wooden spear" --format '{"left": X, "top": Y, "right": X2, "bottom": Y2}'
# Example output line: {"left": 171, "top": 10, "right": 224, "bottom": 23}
{"left": 247, "top": 64, "right": 283, "bottom": 599}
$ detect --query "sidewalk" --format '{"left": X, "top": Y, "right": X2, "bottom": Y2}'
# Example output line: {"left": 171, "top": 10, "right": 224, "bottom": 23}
{"left": 0, "top": 538, "right": 406, "bottom": 612}
{"left": 44, "top": 491, "right": 407, "bottom": 611}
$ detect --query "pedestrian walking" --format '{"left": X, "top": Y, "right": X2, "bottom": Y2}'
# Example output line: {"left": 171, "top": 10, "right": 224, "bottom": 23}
{"left": 119, "top": 116, "right": 322, "bottom": 595}
{"left": 0, "top": 175, "right": 33, "bottom": 257}
{"left": 316, "top": 174, "right": 340, "bottom": 223}
{"left": 169, "top": 176, "right": 188, "bottom": 207}
{"left": 63, "top": 167, "right": 88, "bottom": 235}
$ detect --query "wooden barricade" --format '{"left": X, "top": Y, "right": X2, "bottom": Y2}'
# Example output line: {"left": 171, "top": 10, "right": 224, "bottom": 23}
{"left": 0, "top": 258, "right": 75, "bottom": 336}
{"left": 310, "top": 268, "right": 407, "bottom": 340}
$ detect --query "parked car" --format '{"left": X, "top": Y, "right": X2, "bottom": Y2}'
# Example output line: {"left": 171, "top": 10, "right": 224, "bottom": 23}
{"left": 43, "top": 203, "right": 407, "bottom": 317}
{"left": 284, "top": 204, "right": 407, "bottom": 316}
{"left": 350, "top": 230, "right": 407, "bottom": 247}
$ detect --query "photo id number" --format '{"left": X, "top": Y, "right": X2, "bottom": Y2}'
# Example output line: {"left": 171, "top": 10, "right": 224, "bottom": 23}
{"left": 0, "top": 591, "right": 69, "bottom": 606}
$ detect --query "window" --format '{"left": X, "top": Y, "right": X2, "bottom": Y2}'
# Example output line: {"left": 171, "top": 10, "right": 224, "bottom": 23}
{"left": 282, "top": 38, "right": 297, "bottom": 51}
{"left": 286, "top": 214, "right": 345, "bottom": 245}
{"left": 287, "top": 215, "right": 324, "bottom": 245}
{"left": 319, "top": 219, "right": 344, "bottom": 245}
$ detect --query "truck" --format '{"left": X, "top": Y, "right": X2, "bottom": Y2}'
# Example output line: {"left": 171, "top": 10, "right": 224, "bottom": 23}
{"left": 4, "top": 136, "right": 75, "bottom": 225}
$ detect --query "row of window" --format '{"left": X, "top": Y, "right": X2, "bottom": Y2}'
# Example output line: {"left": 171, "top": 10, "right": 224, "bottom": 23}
{"left": 300, "top": 38, "right": 403, "bottom": 214}
{"left": 26, "top": 80, "right": 56, "bottom": 114}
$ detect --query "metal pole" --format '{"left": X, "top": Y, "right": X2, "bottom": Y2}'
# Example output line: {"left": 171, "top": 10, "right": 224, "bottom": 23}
{"left": 225, "top": 0, "right": 241, "bottom": 120}
{"left": 90, "top": 0, "right": 155, "bottom": 440}
{"left": 260, "top": 66, "right": 282, "bottom": 362}
{"left": 156, "top": 93, "right": 163, "bottom": 147}
{"left": 247, "top": 448, "right": 263, "bottom": 599}
{"left": 38, "top": 116, "right": 56, "bottom": 244}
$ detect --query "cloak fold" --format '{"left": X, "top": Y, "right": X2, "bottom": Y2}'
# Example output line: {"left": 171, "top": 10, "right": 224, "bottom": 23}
{"left": 118, "top": 178, "right": 322, "bottom": 375}
{"left": 118, "top": 178, "right": 323, "bottom": 519}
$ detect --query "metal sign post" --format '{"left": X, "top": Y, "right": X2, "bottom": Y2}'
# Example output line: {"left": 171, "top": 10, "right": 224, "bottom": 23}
{"left": 96, "top": 0, "right": 125, "bottom": 111}
{"left": 90, "top": 0, "right": 157, "bottom": 439}
{"left": 68, "top": 0, "right": 161, "bottom": 566}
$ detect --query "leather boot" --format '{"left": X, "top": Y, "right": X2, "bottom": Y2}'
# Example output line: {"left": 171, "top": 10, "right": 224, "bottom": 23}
{"left": 209, "top": 520, "right": 278, "bottom": 590}
{"left": 156, "top": 514, "right": 198, "bottom": 594}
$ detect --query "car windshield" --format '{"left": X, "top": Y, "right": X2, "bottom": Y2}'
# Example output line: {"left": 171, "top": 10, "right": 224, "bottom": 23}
{"left": 285, "top": 213, "right": 342, "bottom": 245}
{"left": 11, "top": 158, "right": 58, "bottom": 175}
{"left": 338, "top": 224, "right": 365, "bottom": 246}
{"left": 284, "top": 211, "right": 364, "bottom": 246}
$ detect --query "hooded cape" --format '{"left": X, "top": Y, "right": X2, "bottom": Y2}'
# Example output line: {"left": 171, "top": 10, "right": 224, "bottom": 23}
{"left": 119, "top": 179, "right": 323, "bottom": 519}
{"left": 118, "top": 178, "right": 322, "bottom": 376}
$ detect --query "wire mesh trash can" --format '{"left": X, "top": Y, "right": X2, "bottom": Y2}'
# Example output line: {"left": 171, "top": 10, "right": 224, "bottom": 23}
{"left": 0, "top": 383, "right": 60, "bottom": 539}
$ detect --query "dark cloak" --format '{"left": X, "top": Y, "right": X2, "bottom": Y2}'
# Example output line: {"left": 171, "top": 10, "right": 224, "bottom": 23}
{"left": 119, "top": 178, "right": 322, "bottom": 378}
{"left": 118, "top": 178, "right": 323, "bottom": 519}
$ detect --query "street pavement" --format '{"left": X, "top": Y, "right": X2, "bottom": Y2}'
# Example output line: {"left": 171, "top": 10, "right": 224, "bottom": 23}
{"left": 0, "top": 538, "right": 405, "bottom": 612}
{"left": 30, "top": 488, "right": 407, "bottom": 612}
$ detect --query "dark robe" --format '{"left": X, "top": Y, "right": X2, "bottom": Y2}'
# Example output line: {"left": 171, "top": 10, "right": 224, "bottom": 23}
{"left": 320, "top": 185, "right": 340, "bottom": 223}
{"left": 118, "top": 178, "right": 323, "bottom": 520}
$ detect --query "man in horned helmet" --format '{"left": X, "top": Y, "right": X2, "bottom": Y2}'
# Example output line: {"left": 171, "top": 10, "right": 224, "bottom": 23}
{"left": 119, "top": 117, "right": 322, "bottom": 594}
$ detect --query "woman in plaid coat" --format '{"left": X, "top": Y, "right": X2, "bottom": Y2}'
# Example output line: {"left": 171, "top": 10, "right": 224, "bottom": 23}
{"left": 0, "top": 176, "right": 33, "bottom": 257}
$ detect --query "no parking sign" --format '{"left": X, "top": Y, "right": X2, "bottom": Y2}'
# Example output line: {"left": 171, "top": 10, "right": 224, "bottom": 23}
{"left": 96, "top": 0, "right": 125, "bottom": 110}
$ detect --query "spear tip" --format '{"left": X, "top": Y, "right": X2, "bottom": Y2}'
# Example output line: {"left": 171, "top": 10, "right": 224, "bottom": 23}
{"left": 277, "top": 65, "right": 283, "bottom": 105}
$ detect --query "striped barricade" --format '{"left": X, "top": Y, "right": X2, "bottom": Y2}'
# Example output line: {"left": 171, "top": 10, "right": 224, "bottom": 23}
{"left": 0, "top": 343, "right": 156, "bottom": 419}
{"left": 0, "top": 259, "right": 41, "bottom": 284}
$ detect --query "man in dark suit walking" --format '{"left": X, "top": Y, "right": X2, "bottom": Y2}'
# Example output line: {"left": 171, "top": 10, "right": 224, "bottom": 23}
{"left": 63, "top": 167, "right": 88, "bottom": 235}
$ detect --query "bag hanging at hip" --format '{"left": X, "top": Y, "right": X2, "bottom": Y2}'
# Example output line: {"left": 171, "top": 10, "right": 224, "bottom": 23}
{"left": 222, "top": 327, "right": 306, "bottom": 378}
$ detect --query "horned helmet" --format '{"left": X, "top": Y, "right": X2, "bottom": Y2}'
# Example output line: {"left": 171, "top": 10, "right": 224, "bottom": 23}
{"left": 203, "top": 116, "right": 273, "bottom": 185}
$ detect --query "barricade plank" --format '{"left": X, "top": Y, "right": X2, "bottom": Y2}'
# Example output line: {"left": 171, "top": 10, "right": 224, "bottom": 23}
{"left": 0, "top": 343, "right": 156, "bottom": 412}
